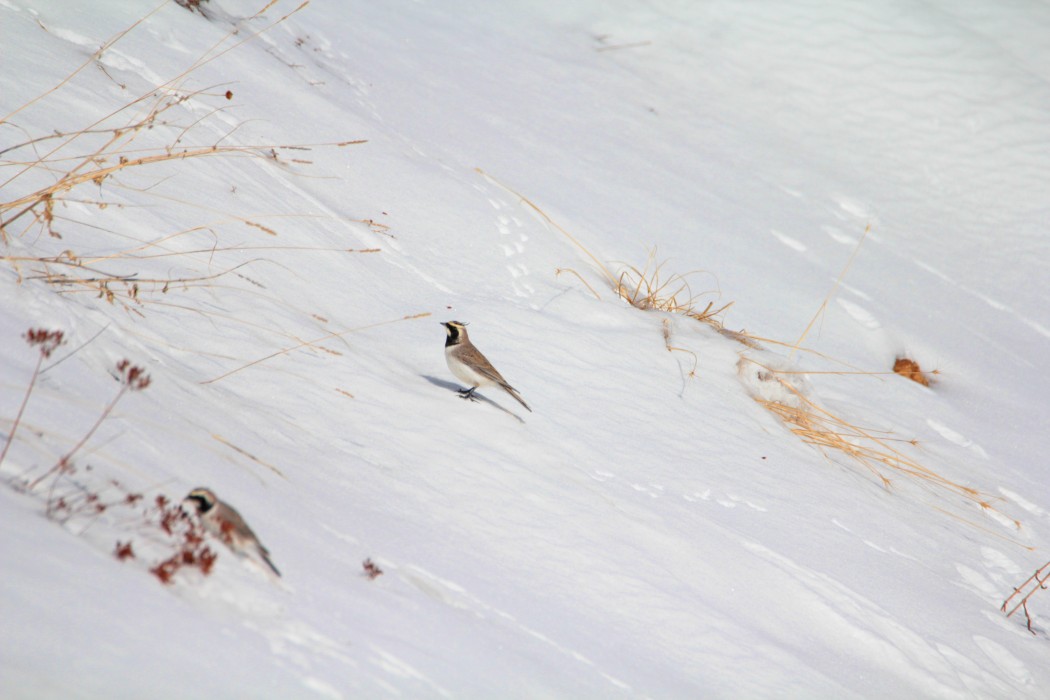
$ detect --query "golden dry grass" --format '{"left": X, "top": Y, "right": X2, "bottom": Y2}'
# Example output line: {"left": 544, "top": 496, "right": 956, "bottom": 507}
{"left": 1, "top": 2, "right": 366, "bottom": 314}
{"left": 741, "top": 355, "right": 1016, "bottom": 527}
{"left": 477, "top": 168, "right": 734, "bottom": 330}
{"left": 662, "top": 318, "right": 699, "bottom": 377}
{"left": 479, "top": 163, "right": 999, "bottom": 533}
{"left": 613, "top": 249, "right": 733, "bottom": 328}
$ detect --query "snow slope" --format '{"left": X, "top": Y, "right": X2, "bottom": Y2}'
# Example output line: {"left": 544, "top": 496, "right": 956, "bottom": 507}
{"left": 2, "top": 0, "right": 1049, "bottom": 697}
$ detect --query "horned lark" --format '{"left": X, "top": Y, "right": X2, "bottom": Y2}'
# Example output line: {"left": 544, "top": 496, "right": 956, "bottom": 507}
{"left": 182, "top": 487, "right": 281, "bottom": 577}
{"left": 442, "top": 321, "right": 531, "bottom": 412}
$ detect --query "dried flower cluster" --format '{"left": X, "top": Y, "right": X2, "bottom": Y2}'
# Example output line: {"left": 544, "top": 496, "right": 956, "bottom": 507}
{"left": 149, "top": 495, "right": 218, "bottom": 584}
{"left": 363, "top": 558, "right": 384, "bottom": 580}
{"left": 116, "top": 359, "right": 152, "bottom": 391}
{"left": 24, "top": 328, "right": 64, "bottom": 358}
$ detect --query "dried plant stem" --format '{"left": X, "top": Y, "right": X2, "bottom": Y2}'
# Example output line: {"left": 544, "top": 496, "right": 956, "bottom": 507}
{"left": 736, "top": 333, "right": 879, "bottom": 372}
{"left": 477, "top": 170, "right": 733, "bottom": 329}
{"left": 744, "top": 356, "right": 1000, "bottom": 512}
{"left": 201, "top": 312, "right": 432, "bottom": 384}
{"left": 29, "top": 383, "right": 132, "bottom": 493}
{"left": 2, "top": 0, "right": 333, "bottom": 250}
{"left": 0, "top": 353, "right": 45, "bottom": 471}
{"left": 663, "top": 319, "right": 698, "bottom": 376}
{"left": 1002, "top": 561, "right": 1050, "bottom": 633}
{"left": 613, "top": 250, "right": 732, "bottom": 328}
{"left": 28, "top": 360, "right": 149, "bottom": 503}
{"left": 6, "top": 145, "right": 282, "bottom": 226}
{"left": 792, "top": 224, "right": 870, "bottom": 357}
{"left": 555, "top": 268, "right": 602, "bottom": 300}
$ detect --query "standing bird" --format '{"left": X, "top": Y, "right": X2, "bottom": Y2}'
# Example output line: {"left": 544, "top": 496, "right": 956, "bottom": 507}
{"left": 442, "top": 321, "right": 531, "bottom": 412}
{"left": 181, "top": 487, "right": 281, "bottom": 578}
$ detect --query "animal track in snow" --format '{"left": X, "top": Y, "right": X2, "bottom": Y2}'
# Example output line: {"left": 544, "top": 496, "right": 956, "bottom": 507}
{"left": 980, "top": 547, "right": 1022, "bottom": 578}
{"left": 593, "top": 474, "right": 766, "bottom": 512}
{"left": 630, "top": 482, "right": 665, "bottom": 498}
{"left": 998, "top": 488, "right": 1044, "bottom": 517}
{"left": 770, "top": 229, "right": 806, "bottom": 252}
{"left": 822, "top": 225, "right": 857, "bottom": 245}
{"left": 717, "top": 493, "right": 767, "bottom": 511}
{"left": 954, "top": 564, "right": 1001, "bottom": 601}
{"left": 682, "top": 489, "right": 766, "bottom": 511}
{"left": 835, "top": 298, "right": 881, "bottom": 330}
{"left": 832, "top": 195, "right": 877, "bottom": 223}
{"left": 839, "top": 280, "right": 872, "bottom": 301}
{"left": 984, "top": 507, "right": 1021, "bottom": 532}
{"left": 926, "top": 419, "right": 970, "bottom": 446}
{"left": 926, "top": 418, "right": 988, "bottom": 457}
{"left": 486, "top": 198, "right": 534, "bottom": 297}
{"left": 833, "top": 520, "right": 920, "bottom": 561}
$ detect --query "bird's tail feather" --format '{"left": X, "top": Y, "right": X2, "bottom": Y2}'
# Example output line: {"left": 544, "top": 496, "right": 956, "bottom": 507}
{"left": 260, "top": 550, "right": 281, "bottom": 577}
{"left": 502, "top": 384, "right": 532, "bottom": 412}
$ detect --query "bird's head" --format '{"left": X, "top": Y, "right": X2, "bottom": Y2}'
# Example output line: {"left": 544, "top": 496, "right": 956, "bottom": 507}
{"left": 183, "top": 487, "right": 217, "bottom": 515}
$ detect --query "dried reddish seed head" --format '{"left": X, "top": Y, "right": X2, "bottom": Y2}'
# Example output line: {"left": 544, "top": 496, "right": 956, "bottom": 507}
{"left": 363, "top": 558, "right": 384, "bottom": 580}
{"left": 116, "top": 359, "right": 151, "bottom": 390}
{"left": 24, "top": 328, "right": 65, "bottom": 358}
{"left": 114, "top": 541, "right": 135, "bottom": 561}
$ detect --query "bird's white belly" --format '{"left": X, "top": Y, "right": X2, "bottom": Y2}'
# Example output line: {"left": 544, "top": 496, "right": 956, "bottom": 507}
{"left": 446, "top": 347, "right": 492, "bottom": 387}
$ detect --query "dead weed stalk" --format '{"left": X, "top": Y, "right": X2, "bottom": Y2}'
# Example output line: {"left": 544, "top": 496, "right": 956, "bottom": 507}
{"left": 0, "top": 329, "right": 65, "bottom": 471}
{"left": 741, "top": 356, "right": 1006, "bottom": 518}
{"left": 1, "top": 1, "right": 365, "bottom": 312}
{"left": 201, "top": 311, "right": 432, "bottom": 384}
{"left": 1, "top": 327, "right": 217, "bottom": 584}
{"left": 662, "top": 319, "right": 698, "bottom": 377}
{"left": 1002, "top": 561, "right": 1050, "bottom": 634}
{"left": 477, "top": 172, "right": 1004, "bottom": 536}
{"left": 614, "top": 248, "right": 733, "bottom": 327}
{"left": 26, "top": 359, "right": 152, "bottom": 516}
{"left": 477, "top": 168, "right": 734, "bottom": 333}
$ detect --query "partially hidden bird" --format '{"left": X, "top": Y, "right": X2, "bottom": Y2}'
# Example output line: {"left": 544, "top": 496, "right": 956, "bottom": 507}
{"left": 182, "top": 487, "right": 281, "bottom": 577}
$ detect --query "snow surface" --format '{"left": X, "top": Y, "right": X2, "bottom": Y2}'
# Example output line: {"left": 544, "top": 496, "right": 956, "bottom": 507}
{"left": 2, "top": 0, "right": 1049, "bottom": 697}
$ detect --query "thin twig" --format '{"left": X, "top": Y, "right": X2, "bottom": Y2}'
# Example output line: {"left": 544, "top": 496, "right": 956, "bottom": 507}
{"left": 200, "top": 312, "right": 431, "bottom": 384}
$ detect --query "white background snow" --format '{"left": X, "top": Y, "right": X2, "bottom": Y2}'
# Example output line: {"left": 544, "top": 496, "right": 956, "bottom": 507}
{"left": 2, "top": 0, "right": 1049, "bottom": 697}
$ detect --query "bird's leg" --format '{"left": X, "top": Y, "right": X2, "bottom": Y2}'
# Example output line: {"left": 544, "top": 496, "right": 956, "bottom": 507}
{"left": 457, "top": 386, "right": 479, "bottom": 402}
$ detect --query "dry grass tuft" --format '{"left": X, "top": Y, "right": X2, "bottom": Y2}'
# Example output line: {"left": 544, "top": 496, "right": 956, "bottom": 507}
{"left": 740, "top": 356, "right": 1009, "bottom": 518}
{"left": 893, "top": 357, "right": 933, "bottom": 387}
{"left": 613, "top": 249, "right": 733, "bottom": 328}
{"left": 478, "top": 169, "right": 733, "bottom": 331}
{"left": 477, "top": 168, "right": 1013, "bottom": 538}
{"left": 1, "top": 1, "right": 365, "bottom": 314}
